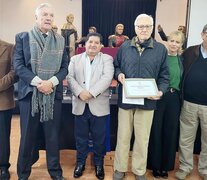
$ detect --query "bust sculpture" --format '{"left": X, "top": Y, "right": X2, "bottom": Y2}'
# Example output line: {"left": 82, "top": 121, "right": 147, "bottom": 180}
{"left": 76, "top": 26, "right": 97, "bottom": 47}
{"left": 108, "top": 24, "right": 129, "bottom": 47}
{"left": 61, "top": 14, "right": 78, "bottom": 57}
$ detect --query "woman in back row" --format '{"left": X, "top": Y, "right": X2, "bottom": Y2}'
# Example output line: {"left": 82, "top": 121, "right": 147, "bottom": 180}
{"left": 147, "top": 31, "right": 185, "bottom": 179}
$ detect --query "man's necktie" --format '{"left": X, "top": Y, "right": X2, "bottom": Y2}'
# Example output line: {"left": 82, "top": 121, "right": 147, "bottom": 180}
{"left": 42, "top": 33, "right": 47, "bottom": 38}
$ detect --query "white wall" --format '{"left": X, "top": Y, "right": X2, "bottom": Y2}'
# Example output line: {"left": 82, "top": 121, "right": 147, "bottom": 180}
{"left": 187, "top": 0, "right": 207, "bottom": 46}
{"left": 0, "top": 0, "right": 82, "bottom": 43}
{"left": 0, "top": 0, "right": 188, "bottom": 44}
{"left": 0, "top": 1, "right": 2, "bottom": 38}
{"left": 155, "top": 0, "right": 188, "bottom": 44}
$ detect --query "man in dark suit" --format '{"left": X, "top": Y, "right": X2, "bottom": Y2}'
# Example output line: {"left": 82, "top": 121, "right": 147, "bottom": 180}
{"left": 0, "top": 39, "right": 17, "bottom": 180}
{"left": 13, "top": 3, "right": 68, "bottom": 180}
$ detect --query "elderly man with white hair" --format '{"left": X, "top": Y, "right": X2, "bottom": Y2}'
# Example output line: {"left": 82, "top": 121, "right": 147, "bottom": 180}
{"left": 113, "top": 14, "right": 169, "bottom": 180}
{"left": 13, "top": 3, "right": 68, "bottom": 180}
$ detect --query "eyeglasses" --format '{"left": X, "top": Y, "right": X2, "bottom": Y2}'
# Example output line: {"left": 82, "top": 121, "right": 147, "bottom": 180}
{"left": 135, "top": 25, "right": 153, "bottom": 30}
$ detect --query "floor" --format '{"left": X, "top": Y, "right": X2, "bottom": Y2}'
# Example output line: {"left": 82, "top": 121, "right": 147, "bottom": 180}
{"left": 8, "top": 115, "right": 203, "bottom": 180}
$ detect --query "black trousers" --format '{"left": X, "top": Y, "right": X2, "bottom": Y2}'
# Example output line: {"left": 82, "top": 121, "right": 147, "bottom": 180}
{"left": 0, "top": 109, "right": 12, "bottom": 170}
{"left": 74, "top": 104, "right": 107, "bottom": 166}
{"left": 17, "top": 94, "right": 62, "bottom": 179}
{"left": 147, "top": 91, "right": 181, "bottom": 171}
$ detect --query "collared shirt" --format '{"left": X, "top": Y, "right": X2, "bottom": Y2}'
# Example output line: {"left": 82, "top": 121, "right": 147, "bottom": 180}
{"left": 84, "top": 53, "right": 98, "bottom": 90}
{"left": 201, "top": 44, "right": 207, "bottom": 58}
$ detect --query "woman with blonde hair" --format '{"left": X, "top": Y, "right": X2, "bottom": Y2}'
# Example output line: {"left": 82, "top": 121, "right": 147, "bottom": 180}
{"left": 147, "top": 31, "right": 185, "bottom": 179}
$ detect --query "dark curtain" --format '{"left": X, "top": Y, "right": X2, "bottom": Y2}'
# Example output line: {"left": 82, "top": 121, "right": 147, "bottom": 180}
{"left": 82, "top": 0, "right": 157, "bottom": 46}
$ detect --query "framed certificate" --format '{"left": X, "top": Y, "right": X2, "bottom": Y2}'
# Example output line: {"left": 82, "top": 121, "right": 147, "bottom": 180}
{"left": 124, "top": 78, "right": 159, "bottom": 98}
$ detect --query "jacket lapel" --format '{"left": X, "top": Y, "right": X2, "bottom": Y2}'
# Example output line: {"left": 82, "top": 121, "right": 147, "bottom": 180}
{"left": 0, "top": 43, "right": 7, "bottom": 57}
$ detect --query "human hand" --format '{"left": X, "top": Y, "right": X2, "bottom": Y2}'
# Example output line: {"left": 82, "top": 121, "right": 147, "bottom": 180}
{"left": 157, "top": 24, "right": 163, "bottom": 32}
{"left": 118, "top": 73, "right": 125, "bottom": 85}
{"left": 147, "top": 91, "right": 163, "bottom": 100}
{"left": 79, "top": 90, "right": 93, "bottom": 102}
{"left": 37, "top": 80, "right": 53, "bottom": 95}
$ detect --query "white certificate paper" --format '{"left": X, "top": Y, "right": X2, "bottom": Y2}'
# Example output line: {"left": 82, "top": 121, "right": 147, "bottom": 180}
{"left": 122, "top": 86, "right": 144, "bottom": 105}
{"left": 124, "top": 78, "right": 158, "bottom": 98}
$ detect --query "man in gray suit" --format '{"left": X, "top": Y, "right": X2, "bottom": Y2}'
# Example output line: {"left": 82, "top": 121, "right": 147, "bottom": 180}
{"left": 67, "top": 32, "right": 114, "bottom": 179}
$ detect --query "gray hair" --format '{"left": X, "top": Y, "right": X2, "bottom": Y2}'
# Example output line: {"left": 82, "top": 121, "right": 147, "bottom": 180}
{"left": 35, "top": 3, "right": 52, "bottom": 16}
{"left": 134, "top": 14, "right": 154, "bottom": 26}
{"left": 202, "top": 24, "right": 207, "bottom": 33}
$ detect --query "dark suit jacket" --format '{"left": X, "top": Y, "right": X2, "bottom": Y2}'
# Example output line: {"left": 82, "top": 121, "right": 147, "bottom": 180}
{"left": 13, "top": 32, "right": 69, "bottom": 100}
{"left": 180, "top": 44, "right": 200, "bottom": 103}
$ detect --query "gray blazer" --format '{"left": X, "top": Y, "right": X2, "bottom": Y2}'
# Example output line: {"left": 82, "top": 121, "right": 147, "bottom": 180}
{"left": 67, "top": 52, "right": 114, "bottom": 116}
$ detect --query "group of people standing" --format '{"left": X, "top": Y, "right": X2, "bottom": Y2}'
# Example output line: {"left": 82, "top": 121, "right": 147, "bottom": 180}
{"left": 1, "top": 2, "right": 207, "bottom": 180}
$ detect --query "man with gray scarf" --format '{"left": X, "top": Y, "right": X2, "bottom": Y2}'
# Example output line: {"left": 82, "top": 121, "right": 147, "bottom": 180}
{"left": 13, "top": 3, "right": 68, "bottom": 180}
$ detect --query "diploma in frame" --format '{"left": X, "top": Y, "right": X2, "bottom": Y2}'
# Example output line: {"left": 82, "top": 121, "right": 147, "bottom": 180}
{"left": 124, "top": 78, "right": 159, "bottom": 98}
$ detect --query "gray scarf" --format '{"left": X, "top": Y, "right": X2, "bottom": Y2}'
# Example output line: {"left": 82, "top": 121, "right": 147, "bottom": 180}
{"left": 29, "top": 26, "right": 64, "bottom": 122}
